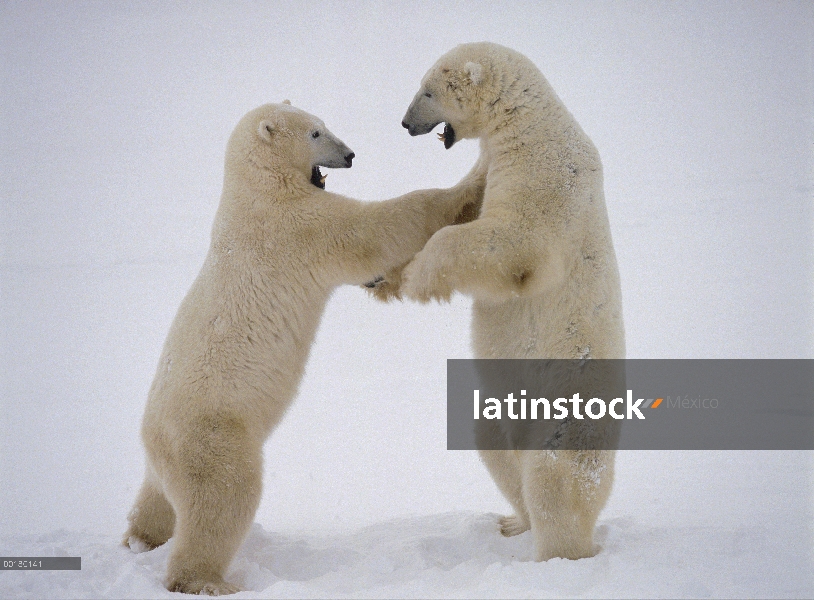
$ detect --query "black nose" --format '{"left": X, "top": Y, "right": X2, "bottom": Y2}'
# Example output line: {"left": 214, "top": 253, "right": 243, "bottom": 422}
{"left": 345, "top": 152, "right": 355, "bottom": 167}
{"left": 401, "top": 121, "right": 409, "bottom": 129}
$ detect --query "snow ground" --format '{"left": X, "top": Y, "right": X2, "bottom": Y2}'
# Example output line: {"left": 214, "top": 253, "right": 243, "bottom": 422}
{"left": 3, "top": 451, "right": 813, "bottom": 599}
{"left": 1, "top": 1, "right": 813, "bottom": 598}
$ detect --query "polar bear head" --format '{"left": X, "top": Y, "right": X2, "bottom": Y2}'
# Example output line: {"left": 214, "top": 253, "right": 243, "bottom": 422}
{"left": 229, "top": 101, "right": 355, "bottom": 189}
{"left": 402, "top": 42, "right": 537, "bottom": 149}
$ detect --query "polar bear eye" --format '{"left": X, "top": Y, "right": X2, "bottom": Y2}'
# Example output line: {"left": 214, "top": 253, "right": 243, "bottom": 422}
{"left": 311, "top": 131, "right": 320, "bottom": 139}
{"left": 424, "top": 92, "right": 432, "bottom": 98}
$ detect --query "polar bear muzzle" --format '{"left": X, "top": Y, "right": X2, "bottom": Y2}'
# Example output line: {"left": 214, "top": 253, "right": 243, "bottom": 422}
{"left": 400, "top": 119, "right": 456, "bottom": 149}
{"left": 310, "top": 151, "right": 354, "bottom": 189}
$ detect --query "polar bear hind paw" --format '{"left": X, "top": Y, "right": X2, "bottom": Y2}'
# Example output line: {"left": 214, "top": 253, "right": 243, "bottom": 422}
{"left": 167, "top": 577, "right": 242, "bottom": 596}
{"left": 123, "top": 533, "right": 158, "bottom": 553}
{"left": 500, "top": 514, "right": 531, "bottom": 537}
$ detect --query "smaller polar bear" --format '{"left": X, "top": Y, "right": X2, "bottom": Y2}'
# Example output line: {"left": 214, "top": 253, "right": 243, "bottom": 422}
{"left": 123, "top": 102, "right": 484, "bottom": 595}
{"left": 393, "top": 43, "right": 625, "bottom": 562}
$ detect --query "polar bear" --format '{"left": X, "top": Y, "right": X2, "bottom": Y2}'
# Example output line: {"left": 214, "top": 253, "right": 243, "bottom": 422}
{"left": 395, "top": 43, "right": 625, "bottom": 562}
{"left": 123, "top": 101, "right": 484, "bottom": 595}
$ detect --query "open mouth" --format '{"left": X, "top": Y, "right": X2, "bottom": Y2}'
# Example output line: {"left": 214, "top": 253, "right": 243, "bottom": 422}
{"left": 310, "top": 166, "right": 327, "bottom": 189}
{"left": 436, "top": 123, "right": 456, "bottom": 149}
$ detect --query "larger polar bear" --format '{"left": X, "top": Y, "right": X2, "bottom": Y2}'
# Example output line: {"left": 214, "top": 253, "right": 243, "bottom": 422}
{"left": 397, "top": 43, "right": 625, "bottom": 561}
{"left": 123, "top": 102, "right": 484, "bottom": 595}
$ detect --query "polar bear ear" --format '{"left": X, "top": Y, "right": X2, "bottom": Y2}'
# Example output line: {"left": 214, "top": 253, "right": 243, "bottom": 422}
{"left": 258, "top": 118, "right": 280, "bottom": 143}
{"left": 464, "top": 62, "right": 483, "bottom": 85}
{"left": 282, "top": 99, "right": 291, "bottom": 105}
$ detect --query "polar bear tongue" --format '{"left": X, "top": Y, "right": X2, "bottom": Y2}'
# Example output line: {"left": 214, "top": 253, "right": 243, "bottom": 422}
{"left": 310, "top": 166, "right": 327, "bottom": 189}
{"left": 436, "top": 123, "right": 456, "bottom": 149}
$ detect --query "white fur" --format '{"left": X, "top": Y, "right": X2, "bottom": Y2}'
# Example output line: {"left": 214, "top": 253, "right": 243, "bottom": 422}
{"left": 123, "top": 102, "right": 484, "bottom": 595}
{"left": 464, "top": 61, "right": 483, "bottom": 85}
{"left": 399, "top": 43, "right": 625, "bottom": 561}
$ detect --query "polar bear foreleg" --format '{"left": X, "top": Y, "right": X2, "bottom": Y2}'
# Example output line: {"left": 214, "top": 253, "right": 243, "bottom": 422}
{"left": 401, "top": 217, "right": 561, "bottom": 303}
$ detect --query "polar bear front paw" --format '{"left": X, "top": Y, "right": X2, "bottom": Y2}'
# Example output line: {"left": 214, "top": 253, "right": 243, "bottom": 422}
{"left": 401, "top": 255, "right": 453, "bottom": 303}
{"left": 364, "top": 277, "right": 402, "bottom": 302}
{"left": 363, "top": 263, "right": 409, "bottom": 302}
{"left": 363, "top": 276, "right": 385, "bottom": 288}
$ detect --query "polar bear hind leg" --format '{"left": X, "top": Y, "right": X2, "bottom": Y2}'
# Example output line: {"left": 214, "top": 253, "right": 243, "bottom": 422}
{"left": 161, "top": 417, "right": 263, "bottom": 595}
{"left": 479, "top": 450, "right": 532, "bottom": 537}
{"left": 475, "top": 417, "right": 532, "bottom": 537}
{"left": 520, "top": 450, "right": 613, "bottom": 561}
{"left": 123, "top": 469, "right": 175, "bottom": 550}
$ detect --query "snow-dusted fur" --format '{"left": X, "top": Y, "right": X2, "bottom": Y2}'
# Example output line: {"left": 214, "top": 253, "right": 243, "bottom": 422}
{"left": 123, "top": 102, "right": 484, "bottom": 595}
{"left": 398, "top": 43, "right": 625, "bottom": 561}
